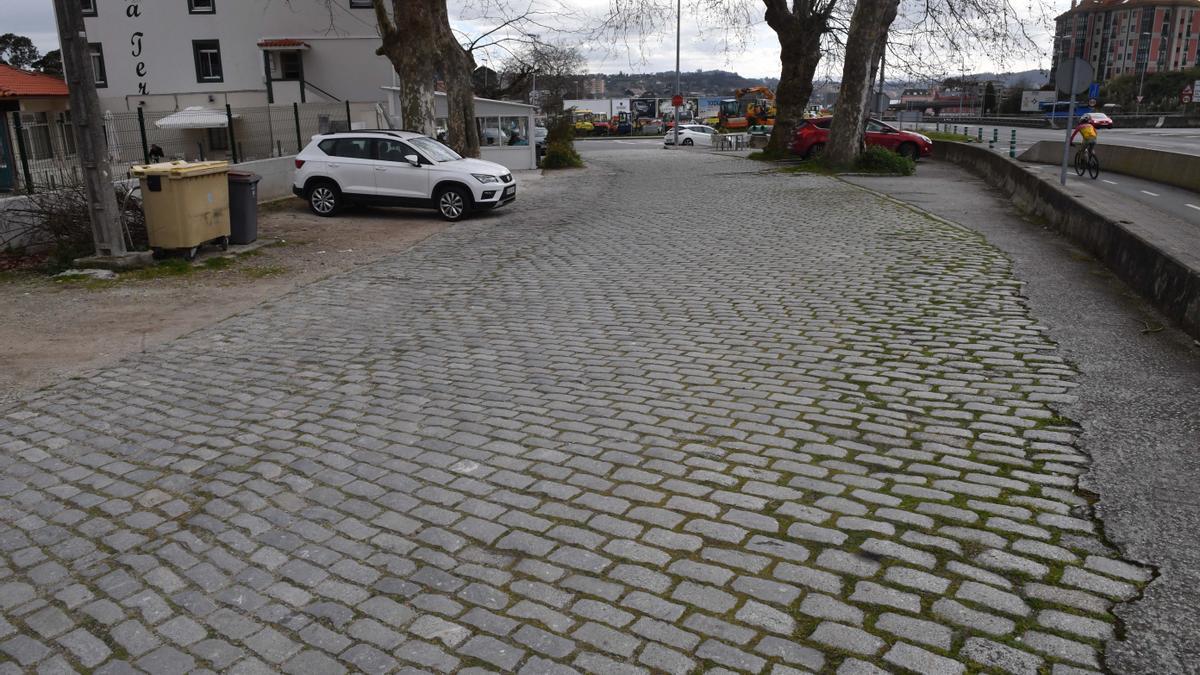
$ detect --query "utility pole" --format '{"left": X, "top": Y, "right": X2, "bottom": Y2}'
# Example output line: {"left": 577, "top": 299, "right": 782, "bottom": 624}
{"left": 52, "top": 0, "right": 127, "bottom": 258}
{"left": 672, "top": 0, "right": 681, "bottom": 148}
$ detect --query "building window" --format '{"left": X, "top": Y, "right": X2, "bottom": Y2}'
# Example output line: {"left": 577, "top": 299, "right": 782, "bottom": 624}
{"left": 81, "top": 0, "right": 97, "bottom": 17}
{"left": 207, "top": 127, "right": 228, "bottom": 152}
{"left": 188, "top": 0, "right": 215, "bottom": 13}
{"left": 349, "top": 0, "right": 373, "bottom": 7}
{"left": 19, "top": 113, "right": 53, "bottom": 160}
{"left": 89, "top": 43, "right": 107, "bottom": 88}
{"left": 280, "top": 52, "right": 302, "bottom": 80}
{"left": 192, "top": 40, "right": 223, "bottom": 82}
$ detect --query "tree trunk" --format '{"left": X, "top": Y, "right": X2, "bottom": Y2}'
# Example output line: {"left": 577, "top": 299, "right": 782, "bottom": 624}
{"left": 824, "top": 0, "right": 899, "bottom": 167}
{"left": 764, "top": 10, "right": 826, "bottom": 156}
{"left": 375, "top": 0, "right": 479, "bottom": 157}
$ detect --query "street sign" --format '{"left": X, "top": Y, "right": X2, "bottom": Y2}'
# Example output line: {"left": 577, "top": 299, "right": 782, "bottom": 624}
{"left": 1182, "top": 85, "right": 1193, "bottom": 104}
{"left": 1055, "top": 57, "right": 1094, "bottom": 95}
{"left": 1088, "top": 98, "right": 1097, "bottom": 107}
{"left": 1194, "top": 80, "right": 1200, "bottom": 97}
{"left": 1136, "top": 95, "right": 1144, "bottom": 103}
{"left": 671, "top": 94, "right": 683, "bottom": 107}
{"left": 1088, "top": 82, "right": 1100, "bottom": 99}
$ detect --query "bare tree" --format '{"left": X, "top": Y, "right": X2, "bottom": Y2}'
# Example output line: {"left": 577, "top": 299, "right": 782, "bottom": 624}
{"left": 824, "top": 0, "right": 897, "bottom": 166}
{"left": 494, "top": 42, "right": 585, "bottom": 114}
{"left": 371, "top": 0, "right": 480, "bottom": 156}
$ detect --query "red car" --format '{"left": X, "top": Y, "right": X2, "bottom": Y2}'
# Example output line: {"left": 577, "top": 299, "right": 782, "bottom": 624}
{"left": 1080, "top": 112, "right": 1114, "bottom": 128}
{"left": 790, "top": 117, "right": 933, "bottom": 160}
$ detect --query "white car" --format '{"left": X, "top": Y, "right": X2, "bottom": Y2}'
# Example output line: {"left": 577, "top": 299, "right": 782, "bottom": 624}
{"left": 293, "top": 130, "right": 516, "bottom": 221}
{"left": 664, "top": 124, "right": 718, "bottom": 147}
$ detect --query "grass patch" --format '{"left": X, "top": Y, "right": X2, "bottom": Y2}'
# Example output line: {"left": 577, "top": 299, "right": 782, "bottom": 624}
{"left": 780, "top": 146, "right": 915, "bottom": 176}
{"left": 124, "top": 258, "right": 194, "bottom": 280}
{"left": 202, "top": 256, "right": 234, "bottom": 271}
{"left": 243, "top": 265, "right": 287, "bottom": 278}
{"left": 748, "top": 148, "right": 789, "bottom": 161}
{"left": 781, "top": 161, "right": 839, "bottom": 176}
{"left": 853, "top": 146, "right": 916, "bottom": 175}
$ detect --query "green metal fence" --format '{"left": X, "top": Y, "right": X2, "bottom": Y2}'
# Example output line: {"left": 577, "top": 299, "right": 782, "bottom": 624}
{"left": 1, "top": 101, "right": 384, "bottom": 194}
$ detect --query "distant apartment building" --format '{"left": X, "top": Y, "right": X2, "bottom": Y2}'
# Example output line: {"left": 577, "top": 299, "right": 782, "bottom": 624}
{"left": 584, "top": 76, "right": 606, "bottom": 98}
{"left": 1052, "top": 0, "right": 1200, "bottom": 84}
{"left": 80, "top": 0, "right": 394, "bottom": 111}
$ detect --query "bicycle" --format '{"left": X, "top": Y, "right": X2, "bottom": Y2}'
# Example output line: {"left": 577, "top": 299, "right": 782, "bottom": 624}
{"left": 1074, "top": 143, "right": 1100, "bottom": 179}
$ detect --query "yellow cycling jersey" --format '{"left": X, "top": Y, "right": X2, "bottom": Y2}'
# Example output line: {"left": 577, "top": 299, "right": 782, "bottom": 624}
{"left": 1078, "top": 124, "right": 1097, "bottom": 142}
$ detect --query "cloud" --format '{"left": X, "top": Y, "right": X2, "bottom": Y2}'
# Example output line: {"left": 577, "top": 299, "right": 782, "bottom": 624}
{"left": 5, "top": 2, "right": 60, "bottom": 55}
{"left": 15, "top": 0, "right": 1064, "bottom": 80}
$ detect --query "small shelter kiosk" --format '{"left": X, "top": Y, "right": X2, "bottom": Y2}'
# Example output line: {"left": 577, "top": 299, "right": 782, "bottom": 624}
{"left": 382, "top": 88, "right": 537, "bottom": 171}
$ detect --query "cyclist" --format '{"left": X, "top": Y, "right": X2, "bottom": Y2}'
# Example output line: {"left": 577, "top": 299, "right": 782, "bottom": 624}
{"left": 1070, "top": 117, "right": 1098, "bottom": 157}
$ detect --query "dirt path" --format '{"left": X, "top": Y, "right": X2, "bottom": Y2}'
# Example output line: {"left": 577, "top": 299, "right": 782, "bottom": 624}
{"left": 0, "top": 198, "right": 457, "bottom": 402}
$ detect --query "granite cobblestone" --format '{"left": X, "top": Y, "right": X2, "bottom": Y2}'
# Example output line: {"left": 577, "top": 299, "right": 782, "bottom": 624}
{"left": 0, "top": 150, "right": 1145, "bottom": 673}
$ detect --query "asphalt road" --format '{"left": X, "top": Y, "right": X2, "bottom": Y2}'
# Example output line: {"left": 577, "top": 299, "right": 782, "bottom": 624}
{"left": 1023, "top": 159, "right": 1200, "bottom": 227}
{"left": 576, "top": 137, "right": 672, "bottom": 152}
{"left": 913, "top": 122, "right": 1200, "bottom": 156}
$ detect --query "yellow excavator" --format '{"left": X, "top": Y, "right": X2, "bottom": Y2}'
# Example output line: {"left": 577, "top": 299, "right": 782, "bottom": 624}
{"left": 719, "top": 86, "right": 776, "bottom": 130}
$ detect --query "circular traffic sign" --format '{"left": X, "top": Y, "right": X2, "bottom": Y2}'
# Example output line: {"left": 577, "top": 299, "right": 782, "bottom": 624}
{"left": 672, "top": 95, "right": 683, "bottom": 107}
{"left": 1088, "top": 98, "right": 1097, "bottom": 107}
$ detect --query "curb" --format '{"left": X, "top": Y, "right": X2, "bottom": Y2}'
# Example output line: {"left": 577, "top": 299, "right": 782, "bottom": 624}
{"left": 933, "top": 142, "right": 1200, "bottom": 340}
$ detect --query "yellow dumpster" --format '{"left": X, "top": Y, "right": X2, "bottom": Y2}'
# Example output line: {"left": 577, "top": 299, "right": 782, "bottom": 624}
{"left": 131, "top": 160, "right": 231, "bottom": 260}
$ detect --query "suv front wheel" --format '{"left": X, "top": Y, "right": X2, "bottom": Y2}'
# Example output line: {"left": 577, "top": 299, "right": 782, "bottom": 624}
{"left": 436, "top": 185, "right": 472, "bottom": 222}
{"left": 307, "top": 180, "right": 342, "bottom": 217}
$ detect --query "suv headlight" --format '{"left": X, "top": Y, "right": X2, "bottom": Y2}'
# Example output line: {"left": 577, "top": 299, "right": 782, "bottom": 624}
{"left": 472, "top": 174, "right": 500, "bottom": 184}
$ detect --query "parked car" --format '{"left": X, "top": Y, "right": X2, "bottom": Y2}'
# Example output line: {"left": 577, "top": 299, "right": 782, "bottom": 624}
{"left": 1080, "top": 112, "right": 1114, "bottom": 128}
{"left": 293, "top": 130, "right": 517, "bottom": 222}
{"left": 664, "top": 124, "right": 719, "bottom": 147}
{"left": 637, "top": 118, "right": 663, "bottom": 134}
{"left": 790, "top": 117, "right": 932, "bottom": 160}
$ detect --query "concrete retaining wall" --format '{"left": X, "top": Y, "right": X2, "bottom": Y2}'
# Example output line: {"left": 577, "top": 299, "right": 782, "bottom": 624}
{"left": 1019, "top": 140, "right": 1200, "bottom": 194}
{"left": 933, "top": 141, "right": 1200, "bottom": 339}
{"left": 1, "top": 156, "right": 297, "bottom": 251}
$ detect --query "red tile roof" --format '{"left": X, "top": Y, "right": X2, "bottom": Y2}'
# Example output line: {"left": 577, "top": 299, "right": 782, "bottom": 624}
{"left": 257, "top": 39, "right": 309, "bottom": 48}
{"left": 0, "top": 63, "right": 69, "bottom": 98}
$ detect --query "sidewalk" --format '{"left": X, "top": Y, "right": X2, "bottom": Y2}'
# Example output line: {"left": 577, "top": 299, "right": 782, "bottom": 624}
{"left": 846, "top": 162, "right": 1200, "bottom": 673}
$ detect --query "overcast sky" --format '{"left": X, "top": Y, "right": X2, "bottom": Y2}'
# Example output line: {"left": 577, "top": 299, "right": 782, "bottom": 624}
{"left": 13, "top": 0, "right": 1066, "bottom": 80}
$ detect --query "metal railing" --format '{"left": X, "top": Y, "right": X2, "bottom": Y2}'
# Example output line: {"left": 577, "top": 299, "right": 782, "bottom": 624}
{"left": 2, "top": 100, "right": 386, "bottom": 194}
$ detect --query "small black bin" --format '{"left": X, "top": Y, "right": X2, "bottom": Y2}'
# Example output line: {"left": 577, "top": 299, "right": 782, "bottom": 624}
{"left": 227, "top": 171, "right": 262, "bottom": 245}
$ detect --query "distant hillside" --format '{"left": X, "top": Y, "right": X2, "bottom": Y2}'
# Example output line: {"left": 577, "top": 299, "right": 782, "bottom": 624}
{"left": 586, "top": 70, "right": 779, "bottom": 97}
{"left": 966, "top": 69, "right": 1051, "bottom": 88}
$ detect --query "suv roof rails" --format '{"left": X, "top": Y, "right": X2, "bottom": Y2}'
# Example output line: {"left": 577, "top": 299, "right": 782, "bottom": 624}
{"left": 343, "top": 128, "right": 424, "bottom": 136}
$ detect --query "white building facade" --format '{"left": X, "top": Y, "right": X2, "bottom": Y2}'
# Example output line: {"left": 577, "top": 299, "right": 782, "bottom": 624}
{"left": 81, "top": 0, "right": 394, "bottom": 112}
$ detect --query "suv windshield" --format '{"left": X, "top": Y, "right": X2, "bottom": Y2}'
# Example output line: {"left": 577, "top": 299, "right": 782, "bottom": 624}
{"left": 408, "top": 136, "right": 462, "bottom": 162}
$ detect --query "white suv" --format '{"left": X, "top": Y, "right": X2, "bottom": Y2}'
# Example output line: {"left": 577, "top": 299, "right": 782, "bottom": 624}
{"left": 292, "top": 130, "right": 517, "bottom": 221}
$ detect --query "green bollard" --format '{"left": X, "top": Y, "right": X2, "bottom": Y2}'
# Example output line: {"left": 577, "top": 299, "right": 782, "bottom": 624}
{"left": 1009, "top": 129, "right": 1016, "bottom": 158}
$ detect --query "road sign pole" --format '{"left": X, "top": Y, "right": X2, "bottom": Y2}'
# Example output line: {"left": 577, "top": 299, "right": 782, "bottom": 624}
{"left": 672, "top": 0, "right": 680, "bottom": 149}
{"left": 1060, "top": 58, "right": 1078, "bottom": 186}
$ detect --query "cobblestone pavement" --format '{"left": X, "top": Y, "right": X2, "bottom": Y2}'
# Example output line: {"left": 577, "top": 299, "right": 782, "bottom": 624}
{"left": 0, "top": 149, "right": 1151, "bottom": 674}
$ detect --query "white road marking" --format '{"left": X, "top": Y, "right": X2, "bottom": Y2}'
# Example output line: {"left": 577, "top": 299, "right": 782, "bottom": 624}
{"left": 1187, "top": 204, "right": 1200, "bottom": 211}
{"left": 1141, "top": 190, "right": 1160, "bottom": 197}
{"left": 1102, "top": 179, "right": 1118, "bottom": 185}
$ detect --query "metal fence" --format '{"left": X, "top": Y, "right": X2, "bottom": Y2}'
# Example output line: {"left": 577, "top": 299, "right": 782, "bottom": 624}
{"left": 2, "top": 101, "right": 389, "bottom": 194}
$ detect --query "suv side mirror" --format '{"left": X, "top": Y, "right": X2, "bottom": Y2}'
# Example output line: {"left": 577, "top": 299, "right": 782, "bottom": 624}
{"left": 404, "top": 154, "right": 420, "bottom": 167}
